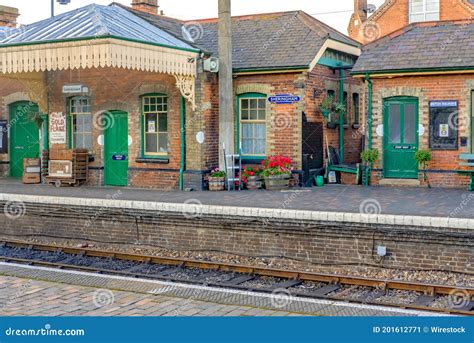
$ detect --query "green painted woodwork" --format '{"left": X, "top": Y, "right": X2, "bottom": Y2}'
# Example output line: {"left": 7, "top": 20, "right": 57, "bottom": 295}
{"left": 471, "top": 90, "right": 473, "bottom": 153}
{"left": 383, "top": 97, "right": 419, "bottom": 179}
{"left": 9, "top": 101, "right": 40, "bottom": 177}
{"left": 104, "top": 110, "right": 129, "bottom": 186}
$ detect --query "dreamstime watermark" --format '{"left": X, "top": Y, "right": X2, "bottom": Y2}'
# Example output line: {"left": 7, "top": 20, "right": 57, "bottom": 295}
{"left": 181, "top": 22, "right": 204, "bottom": 43}
{"left": 449, "top": 193, "right": 474, "bottom": 218}
{"left": 84, "top": 190, "right": 122, "bottom": 228}
{"left": 447, "top": 110, "right": 469, "bottom": 132}
{"left": 263, "top": 13, "right": 298, "bottom": 50}
{"left": 440, "top": 17, "right": 474, "bottom": 50}
{"left": 92, "top": 110, "right": 115, "bottom": 131}
{"left": 182, "top": 199, "right": 203, "bottom": 219}
{"left": 271, "top": 113, "right": 292, "bottom": 130}
{"left": 4, "top": 201, "right": 26, "bottom": 220}
{"left": 362, "top": 22, "right": 381, "bottom": 42}
{"left": 448, "top": 289, "right": 471, "bottom": 309}
{"left": 0, "top": 281, "right": 31, "bottom": 311}
{"left": 92, "top": 289, "right": 115, "bottom": 308}
{"left": 270, "top": 288, "right": 293, "bottom": 309}
{"left": 359, "top": 198, "right": 382, "bottom": 215}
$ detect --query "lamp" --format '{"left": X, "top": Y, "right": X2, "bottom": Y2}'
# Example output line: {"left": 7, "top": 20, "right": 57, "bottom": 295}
{"left": 51, "top": 0, "right": 72, "bottom": 17}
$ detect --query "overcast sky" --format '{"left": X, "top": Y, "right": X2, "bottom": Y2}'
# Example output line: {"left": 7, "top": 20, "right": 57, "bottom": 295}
{"left": 2, "top": 0, "right": 385, "bottom": 34}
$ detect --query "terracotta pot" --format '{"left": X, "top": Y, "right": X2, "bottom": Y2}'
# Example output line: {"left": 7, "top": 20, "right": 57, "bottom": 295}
{"left": 264, "top": 174, "right": 290, "bottom": 191}
{"left": 246, "top": 176, "right": 262, "bottom": 190}
{"left": 208, "top": 176, "right": 225, "bottom": 191}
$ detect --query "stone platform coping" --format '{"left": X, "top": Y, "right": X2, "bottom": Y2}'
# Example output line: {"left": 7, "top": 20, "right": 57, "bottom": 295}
{"left": 0, "top": 193, "right": 472, "bottom": 230}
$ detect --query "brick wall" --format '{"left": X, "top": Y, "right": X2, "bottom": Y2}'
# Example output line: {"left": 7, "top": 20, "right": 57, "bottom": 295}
{"left": 349, "top": 0, "right": 474, "bottom": 44}
{"left": 1, "top": 202, "right": 472, "bottom": 272}
{"left": 368, "top": 74, "right": 473, "bottom": 188}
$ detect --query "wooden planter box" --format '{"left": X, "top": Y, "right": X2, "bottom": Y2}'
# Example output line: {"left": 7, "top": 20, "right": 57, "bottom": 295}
{"left": 209, "top": 177, "right": 225, "bottom": 191}
{"left": 246, "top": 176, "right": 262, "bottom": 190}
{"left": 264, "top": 175, "right": 290, "bottom": 191}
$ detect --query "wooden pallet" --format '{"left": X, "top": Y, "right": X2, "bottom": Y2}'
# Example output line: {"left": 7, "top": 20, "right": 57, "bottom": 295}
{"left": 45, "top": 149, "right": 89, "bottom": 187}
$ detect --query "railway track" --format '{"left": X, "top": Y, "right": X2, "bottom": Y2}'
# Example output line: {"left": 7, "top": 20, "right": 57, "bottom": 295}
{"left": 0, "top": 240, "right": 472, "bottom": 315}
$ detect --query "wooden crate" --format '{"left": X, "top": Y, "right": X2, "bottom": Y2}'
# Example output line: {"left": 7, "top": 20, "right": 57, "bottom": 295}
{"left": 23, "top": 158, "right": 41, "bottom": 184}
{"left": 45, "top": 149, "right": 89, "bottom": 187}
{"left": 48, "top": 160, "right": 73, "bottom": 178}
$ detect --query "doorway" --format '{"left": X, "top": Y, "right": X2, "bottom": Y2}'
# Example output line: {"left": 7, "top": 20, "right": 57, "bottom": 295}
{"left": 104, "top": 110, "right": 129, "bottom": 186}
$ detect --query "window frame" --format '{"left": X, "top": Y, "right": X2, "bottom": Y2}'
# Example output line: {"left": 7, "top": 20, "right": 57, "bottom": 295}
{"left": 352, "top": 92, "right": 360, "bottom": 125}
{"left": 409, "top": 0, "right": 440, "bottom": 23}
{"left": 236, "top": 93, "right": 267, "bottom": 159}
{"left": 141, "top": 93, "right": 169, "bottom": 158}
{"left": 68, "top": 96, "right": 93, "bottom": 151}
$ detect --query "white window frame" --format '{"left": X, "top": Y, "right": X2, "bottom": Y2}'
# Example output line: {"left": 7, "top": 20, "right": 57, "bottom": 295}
{"left": 409, "top": 0, "right": 440, "bottom": 23}
{"left": 69, "top": 96, "right": 93, "bottom": 151}
{"left": 239, "top": 95, "right": 267, "bottom": 157}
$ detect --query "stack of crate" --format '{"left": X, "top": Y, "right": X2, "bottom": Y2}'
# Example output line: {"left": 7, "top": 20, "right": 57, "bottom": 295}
{"left": 45, "top": 146, "right": 88, "bottom": 187}
{"left": 23, "top": 158, "right": 41, "bottom": 184}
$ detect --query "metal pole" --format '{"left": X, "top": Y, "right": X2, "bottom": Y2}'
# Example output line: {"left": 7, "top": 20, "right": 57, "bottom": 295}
{"left": 218, "top": 0, "right": 234, "bottom": 170}
{"left": 51, "top": 0, "right": 54, "bottom": 17}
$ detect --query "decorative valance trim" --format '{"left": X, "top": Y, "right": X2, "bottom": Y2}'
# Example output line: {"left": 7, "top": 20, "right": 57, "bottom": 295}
{"left": 0, "top": 37, "right": 198, "bottom": 77}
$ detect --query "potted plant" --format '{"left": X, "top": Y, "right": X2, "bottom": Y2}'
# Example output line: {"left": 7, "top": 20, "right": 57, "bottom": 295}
{"left": 241, "top": 166, "right": 263, "bottom": 190}
{"left": 208, "top": 168, "right": 226, "bottom": 191}
{"left": 415, "top": 150, "right": 431, "bottom": 188}
{"left": 360, "top": 149, "right": 379, "bottom": 186}
{"left": 320, "top": 95, "right": 334, "bottom": 121}
{"left": 261, "top": 155, "right": 293, "bottom": 191}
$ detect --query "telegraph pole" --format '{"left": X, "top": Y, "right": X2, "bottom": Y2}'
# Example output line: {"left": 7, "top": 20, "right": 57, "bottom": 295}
{"left": 218, "top": 0, "right": 234, "bottom": 170}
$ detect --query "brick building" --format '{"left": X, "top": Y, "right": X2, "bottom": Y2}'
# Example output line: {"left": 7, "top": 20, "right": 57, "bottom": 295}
{"left": 352, "top": 20, "right": 474, "bottom": 187}
{"left": 348, "top": 0, "right": 473, "bottom": 44}
{"left": 0, "top": 1, "right": 363, "bottom": 190}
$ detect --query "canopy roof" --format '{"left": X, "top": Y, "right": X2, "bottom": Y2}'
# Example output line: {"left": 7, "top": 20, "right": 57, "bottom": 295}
{"left": 0, "top": 4, "right": 196, "bottom": 52}
{"left": 0, "top": 4, "right": 199, "bottom": 77}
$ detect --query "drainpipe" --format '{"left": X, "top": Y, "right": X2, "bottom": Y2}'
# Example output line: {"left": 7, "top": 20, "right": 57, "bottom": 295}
{"left": 179, "top": 96, "right": 186, "bottom": 191}
{"left": 339, "top": 68, "right": 344, "bottom": 163}
{"left": 365, "top": 73, "right": 373, "bottom": 186}
{"left": 365, "top": 73, "right": 373, "bottom": 150}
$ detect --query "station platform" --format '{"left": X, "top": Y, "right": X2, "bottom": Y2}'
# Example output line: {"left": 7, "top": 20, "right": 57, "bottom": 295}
{"left": 0, "top": 179, "right": 473, "bottom": 224}
{"left": 1, "top": 179, "right": 473, "bottom": 273}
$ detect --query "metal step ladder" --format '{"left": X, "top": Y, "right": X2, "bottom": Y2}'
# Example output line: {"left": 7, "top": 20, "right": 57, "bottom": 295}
{"left": 223, "top": 143, "right": 242, "bottom": 191}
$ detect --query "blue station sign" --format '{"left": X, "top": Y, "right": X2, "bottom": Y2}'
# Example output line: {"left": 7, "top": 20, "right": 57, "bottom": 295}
{"left": 112, "top": 154, "right": 127, "bottom": 161}
{"left": 429, "top": 100, "right": 458, "bottom": 108}
{"left": 268, "top": 94, "right": 301, "bottom": 104}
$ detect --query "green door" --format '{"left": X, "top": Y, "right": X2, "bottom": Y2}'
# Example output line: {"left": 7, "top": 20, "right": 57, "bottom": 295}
{"left": 9, "top": 101, "right": 40, "bottom": 177}
{"left": 471, "top": 90, "right": 473, "bottom": 152}
{"left": 104, "top": 110, "right": 129, "bottom": 186}
{"left": 383, "top": 97, "right": 419, "bottom": 179}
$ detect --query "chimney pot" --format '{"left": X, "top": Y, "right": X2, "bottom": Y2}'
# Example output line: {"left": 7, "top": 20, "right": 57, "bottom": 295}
{"left": 131, "top": 0, "right": 159, "bottom": 15}
{"left": 0, "top": 5, "right": 19, "bottom": 28}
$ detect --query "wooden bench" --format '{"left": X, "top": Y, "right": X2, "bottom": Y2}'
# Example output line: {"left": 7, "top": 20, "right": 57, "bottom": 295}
{"left": 457, "top": 153, "right": 474, "bottom": 191}
{"left": 325, "top": 147, "right": 361, "bottom": 185}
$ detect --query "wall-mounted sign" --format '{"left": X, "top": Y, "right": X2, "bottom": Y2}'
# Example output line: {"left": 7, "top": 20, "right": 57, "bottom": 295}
{"left": 429, "top": 100, "right": 458, "bottom": 150}
{"left": 49, "top": 112, "right": 67, "bottom": 145}
{"left": 376, "top": 124, "right": 384, "bottom": 137}
{"left": 418, "top": 124, "right": 425, "bottom": 136}
{"left": 439, "top": 124, "right": 449, "bottom": 138}
{"left": 0, "top": 120, "right": 7, "bottom": 153}
{"left": 268, "top": 94, "right": 301, "bottom": 104}
{"left": 112, "top": 154, "right": 127, "bottom": 161}
{"left": 62, "top": 84, "right": 89, "bottom": 94}
{"left": 148, "top": 121, "right": 156, "bottom": 133}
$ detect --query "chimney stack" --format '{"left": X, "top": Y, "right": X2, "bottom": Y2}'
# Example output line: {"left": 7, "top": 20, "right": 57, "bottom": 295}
{"left": 355, "top": 0, "right": 368, "bottom": 22}
{"left": 0, "top": 5, "right": 19, "bottom": 28}
{"left": 131, "top": 0, "right": 159, "bottom": 15}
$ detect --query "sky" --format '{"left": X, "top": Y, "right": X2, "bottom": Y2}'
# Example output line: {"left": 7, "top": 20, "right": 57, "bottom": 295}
{"left": 1, "top": 0, "right": 386, "bottom": 34}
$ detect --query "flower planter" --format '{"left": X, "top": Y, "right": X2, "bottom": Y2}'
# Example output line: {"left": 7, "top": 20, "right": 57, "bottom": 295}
{"left": 246, "top": 176, "right": 262, "bottom": 190}
{"left": 208, "top": 176, "right": 225, "bottom": 191}
{"left": 264, "top": 174, "right": 290, "bottom": 191}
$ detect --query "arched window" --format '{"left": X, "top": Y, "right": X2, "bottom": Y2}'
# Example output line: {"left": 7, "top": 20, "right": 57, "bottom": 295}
{"left": 409, "top": 0, "right": 439, "bottom": 23}
{"left": 69, "top": 96, "right": 92, "bottom": 151}
{"left": 237, "top": 93, "right": 266, "bottom": 157}
{"left": 142, "top": 94, "right": 168, "bottom": 156}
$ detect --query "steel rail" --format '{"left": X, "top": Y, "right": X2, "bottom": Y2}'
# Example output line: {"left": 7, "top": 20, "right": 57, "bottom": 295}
{"left": 0, "top": 240, "right": 472, "bottom": 315}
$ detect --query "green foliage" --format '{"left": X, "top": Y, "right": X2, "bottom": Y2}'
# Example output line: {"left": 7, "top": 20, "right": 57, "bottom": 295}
{"left": 415, "top": 150, "right": 432, "bottom": 165}
{"left": 360, "top": 149, "right": 379, "bottom": 164}
{"left": 320, "top": 95, "right": 334, "bottom": 111}
{"left": 210, "top": 168, "right": 226, "bottom": 178}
